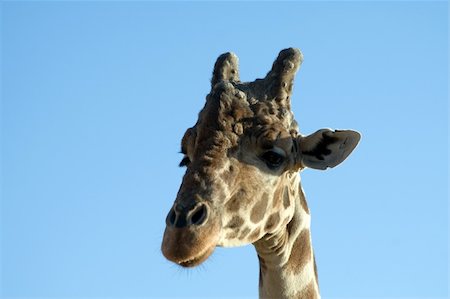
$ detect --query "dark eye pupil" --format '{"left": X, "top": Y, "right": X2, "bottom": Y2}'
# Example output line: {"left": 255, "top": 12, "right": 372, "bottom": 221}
{"left": 261, "top": 151, "right": 284, "bottom": 168}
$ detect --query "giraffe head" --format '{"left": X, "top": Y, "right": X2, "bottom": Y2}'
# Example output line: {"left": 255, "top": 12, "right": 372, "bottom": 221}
{"left": 161, "top": 48, "right": 360, "bottom": 267}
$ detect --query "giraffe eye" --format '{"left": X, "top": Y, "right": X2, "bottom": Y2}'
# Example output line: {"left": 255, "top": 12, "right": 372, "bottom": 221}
{"left": 261, "top": 150, "right": 285, "bottom": 169}
{"left": 179, "top": 156, "right": 191, "bottom": 167}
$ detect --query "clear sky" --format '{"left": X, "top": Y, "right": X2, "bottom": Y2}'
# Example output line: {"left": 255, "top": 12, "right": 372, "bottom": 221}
{"left": 1, "top": 1, "right": 448, "bottom": 298}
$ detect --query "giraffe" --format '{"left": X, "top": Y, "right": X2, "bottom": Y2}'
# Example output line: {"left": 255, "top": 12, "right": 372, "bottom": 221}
{"left": 161, "top": 48, "right": 360, "bottom": 299}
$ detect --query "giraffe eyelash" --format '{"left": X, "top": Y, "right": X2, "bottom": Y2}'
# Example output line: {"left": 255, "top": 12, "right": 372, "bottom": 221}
{"left": 179, "top": 156, "right": 191, "bottom": 167}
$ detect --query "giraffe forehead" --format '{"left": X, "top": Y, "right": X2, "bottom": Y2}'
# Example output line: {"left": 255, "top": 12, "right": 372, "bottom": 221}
{"left": 193, "top": 83, "right": 296, "bottom": 154}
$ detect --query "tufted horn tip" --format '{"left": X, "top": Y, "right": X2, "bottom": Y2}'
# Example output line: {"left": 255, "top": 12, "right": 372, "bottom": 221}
{"left": 279, "top": 48, "right": 304, "bottom": 66}
{"left": 211, "top": 52, "right": 240, "bottom": 87}
{"left": 268, "top": 48, "right": 303, "bottom": 79}
{"left": 262, "top": 48, "right": 303, "bottom": 102}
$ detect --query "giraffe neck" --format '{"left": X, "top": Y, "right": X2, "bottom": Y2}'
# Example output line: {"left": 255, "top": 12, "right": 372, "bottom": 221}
{"left": 254, "top": 175, "right": 320, "bottom": 299}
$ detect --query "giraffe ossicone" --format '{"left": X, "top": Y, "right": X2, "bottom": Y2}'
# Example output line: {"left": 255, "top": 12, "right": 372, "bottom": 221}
{"left": 161, "top": 48, "right": 360, "bottom": 298}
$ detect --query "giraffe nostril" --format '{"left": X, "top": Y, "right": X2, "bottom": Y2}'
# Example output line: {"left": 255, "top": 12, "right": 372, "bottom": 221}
{"left": 190, "top": 204, "right": 208, "bottom": 226}
{"left": 166, "top": 208, "right": 177, "bottom": 226}
{"left": 166, "top": 203, "right": 208, "bottom": 228}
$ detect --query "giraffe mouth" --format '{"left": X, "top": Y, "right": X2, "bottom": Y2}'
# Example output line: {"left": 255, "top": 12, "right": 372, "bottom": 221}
{"left": 162, "top": 225, "right": 220, "bottom": 268}
{"left": 177, "top": 244, "right": 216, "bottom": 268}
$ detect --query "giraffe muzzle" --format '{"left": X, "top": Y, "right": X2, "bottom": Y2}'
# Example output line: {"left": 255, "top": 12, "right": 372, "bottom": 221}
{"left": 162, "top": 201, "right": 221, "bottom": 267}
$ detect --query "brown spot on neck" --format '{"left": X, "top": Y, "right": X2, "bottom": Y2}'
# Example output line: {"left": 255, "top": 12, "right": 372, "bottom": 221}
{"left": 248, "top": 227, "right": 261, "bottom": 242}
{"left": 226, "top": 188, "right": 246, "bottom": 212}
{"left": 264, "top": 212, "right": 280, "bottom": 231}
{"left": 238, "top": 227, "right": 251, "bottom": 240}
{"left": 250, "top": 193, "right": 269, "bottom": 223}
{"left": 286, "top": 229, "right": 312, "bottom": 275}
{"left": 271, "top": 183, "right": 284, "bottom": 210}
{"left": 225, "top": 216, "right": 244, "bottom": 229}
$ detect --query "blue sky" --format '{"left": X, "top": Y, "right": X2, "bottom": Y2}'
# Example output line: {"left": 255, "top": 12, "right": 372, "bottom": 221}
{"left": 1, "top": 1, "right": 448, "bottom": 298}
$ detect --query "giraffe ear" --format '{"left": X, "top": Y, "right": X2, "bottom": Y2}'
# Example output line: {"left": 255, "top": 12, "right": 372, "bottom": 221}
{"left": 297, "top": 129, "right": 361, "bottom": 170}
{"left": 211, "top": 52, "right": 240, "bottom": 87}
